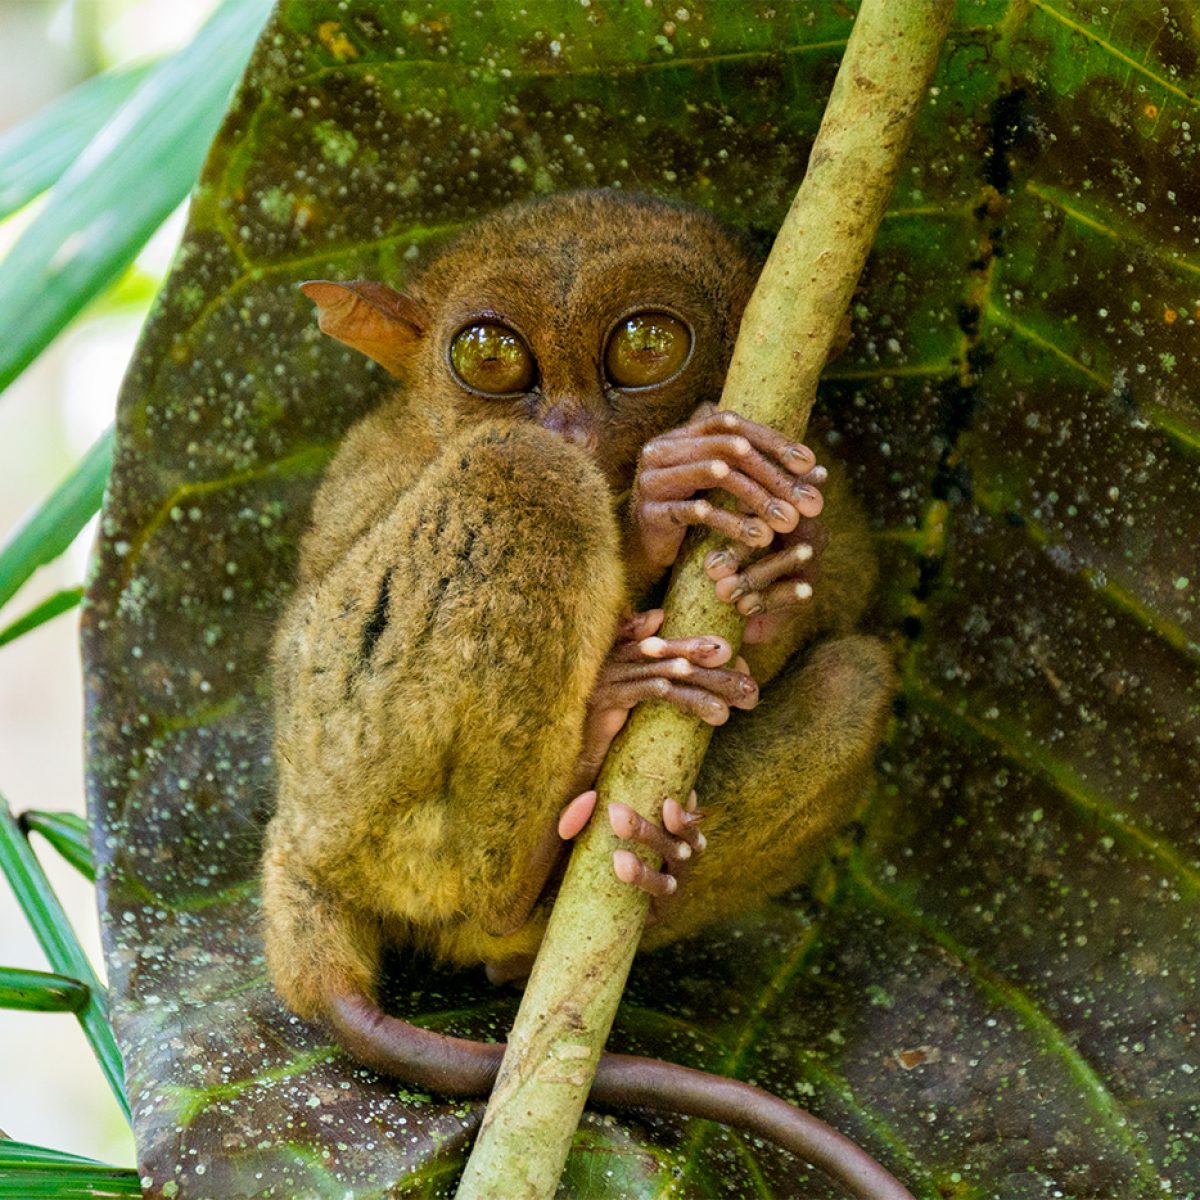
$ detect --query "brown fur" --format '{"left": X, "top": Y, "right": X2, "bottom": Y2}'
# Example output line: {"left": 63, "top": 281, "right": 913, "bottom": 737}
{"left": 263, "top": 190, "right": 893, "bottom": 1021}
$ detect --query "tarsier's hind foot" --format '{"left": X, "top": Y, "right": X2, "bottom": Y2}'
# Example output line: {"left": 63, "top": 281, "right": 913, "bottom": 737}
{"left": 641, "top": 633, "right": 895, "bottom": 946}
{"left": 608, "top": 791, "right": 706, "bottom": 919}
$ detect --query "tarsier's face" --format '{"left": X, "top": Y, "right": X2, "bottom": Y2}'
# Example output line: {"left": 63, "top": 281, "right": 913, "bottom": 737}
{"left": 304, "top": 191, "right": 760, "bottom": 490}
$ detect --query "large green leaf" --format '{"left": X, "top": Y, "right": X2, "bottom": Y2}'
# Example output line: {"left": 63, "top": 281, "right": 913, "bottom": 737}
{"left": 84, "top": 2, "right": 1200, "bottom": 1196}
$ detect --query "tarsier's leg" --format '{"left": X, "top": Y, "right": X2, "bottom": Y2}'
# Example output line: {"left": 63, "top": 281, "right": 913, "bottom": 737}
{"left": 639, "top": 633, "right": 895, "bottom": 950}
{"left": 265, "top": 420, "right": 625, "bottom": 1009}
{"left": 261, "top": 844, "right": 382, "bottom": 1020}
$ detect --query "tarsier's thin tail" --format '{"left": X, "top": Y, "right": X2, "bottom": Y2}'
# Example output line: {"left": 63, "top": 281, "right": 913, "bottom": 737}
{"left": 330, "top": 993, "right": 915, "bottom": 1200}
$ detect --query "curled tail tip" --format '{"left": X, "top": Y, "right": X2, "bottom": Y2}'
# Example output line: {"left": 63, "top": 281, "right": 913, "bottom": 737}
{"left": 593, "top": 1051, "right": 915, "bottom": 1200}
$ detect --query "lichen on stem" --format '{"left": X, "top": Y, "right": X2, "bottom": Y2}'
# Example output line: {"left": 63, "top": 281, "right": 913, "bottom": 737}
{"left": 454, "top": 2, "right": 956, "bottom": 1196}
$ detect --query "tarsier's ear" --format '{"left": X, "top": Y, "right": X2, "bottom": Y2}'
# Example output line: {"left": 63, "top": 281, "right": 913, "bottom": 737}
{"left": 299, "top": 280, "right": 428, "bottom": 378}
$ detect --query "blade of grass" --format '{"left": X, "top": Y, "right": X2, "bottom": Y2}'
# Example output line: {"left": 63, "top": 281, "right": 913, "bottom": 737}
{"left": 0, "top": 796, "right": 128, "bottom": 1121}
{"left": 0, "top": 1163, "right": 140, "bottom": 1200}
{"left": 0, "top": 1137, "right": 140, "bottom": 1195}
{"left": 0, "top": 965, "right": 89, "bottom": 1013}
{"left": 0, "top": 588, "right": 84, "bottom": 650}
{"left": 0, "top": 1141, "right": 140, "bottom": 1197}
{"left": 0, "top": 1141, "right": 104, "bottom": 1166}
{"left": 0, "top": 1173, "right": 140, "bottom": 1199}
{"left": 0, "top": 0, "right": 273, "bottom": 396}
{"left": 19, "top": 810, "right": 95, "bottom": 881}
{"left": 0, "top": 63, "right": 152, "bottom": 221}
{"left": 0, "top": 429, "right": 112, "bottom": 615}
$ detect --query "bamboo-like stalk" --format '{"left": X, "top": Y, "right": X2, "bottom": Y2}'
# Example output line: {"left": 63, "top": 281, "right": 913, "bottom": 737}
{"left": 455, "top": 3, "right": 954, "bottom": 1196}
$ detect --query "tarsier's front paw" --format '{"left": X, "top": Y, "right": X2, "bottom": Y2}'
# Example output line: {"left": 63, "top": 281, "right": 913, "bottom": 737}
{"left": 703, "top": 512, "right": 828, "bottom": 644}
{"left": 571, "top": 608, "right": 758, "bottom": 791}
{"left": 558, "top": 789, "right": 705, "bottom": 923}
{"left": 629, "top": 406, "right": 827, "bottom": 579}
{"left": 599, "top": 608, "right": 759, "bottom": 724}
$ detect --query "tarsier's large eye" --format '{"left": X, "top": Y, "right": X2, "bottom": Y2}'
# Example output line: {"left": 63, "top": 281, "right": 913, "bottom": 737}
{"left": 604, "top": 312, "right": 691, "bottom": 388}
{"left": 450, "top": 323, "right": 536, "bottom": 395}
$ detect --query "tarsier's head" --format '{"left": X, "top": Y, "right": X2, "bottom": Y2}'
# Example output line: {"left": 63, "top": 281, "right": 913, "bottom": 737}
{"left": 302, "top": 190, "right": 760, "bottom": 489}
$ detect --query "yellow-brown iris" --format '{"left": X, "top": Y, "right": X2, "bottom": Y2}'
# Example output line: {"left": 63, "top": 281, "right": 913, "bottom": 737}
{"left": 450, "top": 323, "right": 535, "bottom": 394}
{"left": 605, "top": 312, "right": 691, "bottom": 388}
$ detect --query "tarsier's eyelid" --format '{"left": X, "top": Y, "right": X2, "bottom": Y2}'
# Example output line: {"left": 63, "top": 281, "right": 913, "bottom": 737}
{"left": 448, "top": 320, "right": 538, "bottom": 397}
{"left": 603, "top": 308, "right": 694, "bottom": 391}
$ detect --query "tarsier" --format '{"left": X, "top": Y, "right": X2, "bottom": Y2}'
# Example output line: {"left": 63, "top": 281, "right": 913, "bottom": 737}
{"left": 263, "top": 191, "right": 895, "bottom": 1173}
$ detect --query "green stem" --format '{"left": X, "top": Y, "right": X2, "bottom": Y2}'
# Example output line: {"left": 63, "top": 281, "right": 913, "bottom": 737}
{"left": 454, "top": 3, "right": 954, "bottom": 1196}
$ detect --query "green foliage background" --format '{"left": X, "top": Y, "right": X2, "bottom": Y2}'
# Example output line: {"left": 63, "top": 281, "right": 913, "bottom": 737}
{"left": 3, "top": 1, "right": 1199, "bottom": 1198}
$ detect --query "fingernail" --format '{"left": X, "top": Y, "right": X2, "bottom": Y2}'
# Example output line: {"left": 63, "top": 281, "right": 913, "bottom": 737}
{"left": 694, "top": 833, "right": 707, "bottom": 852}
{"left": 728, "top": 584, "right": 747, "bottom": 602}
{"left": 744, "top": 602, "right": 765, "bottom": 616}
{"left": 792, "top": 484, "right": 817, "bottom": 502}
{"left": 701, "top": 640, "right": 721, "bottom": 653}
{"left": 786, "top": 445, "right": 813, "bottom": 468}
{"left": 808, "top": 465, "right": 828, "bottom": 484}
{"left": 704, "top": 550, "right": 726, "bottom": 570}
{"left": 795, "top": 542, "right": 813, "bottom": 562}
{"left": 767, "top": 501, "right": 789, "bottom": 521}
{"left": 664, "top": 876, "right": 678, "bottom": 894}
{"left": 795, "top": 582, "right": 813, "bottom": 600}
{"left": 682, "top": 810, "right": 704, "bottom": 825}
{"left": 639, "top": 636, "right": 667, "bottom": 655}
{"left": 675, "top": 843, "right": 692, "bottom": 860}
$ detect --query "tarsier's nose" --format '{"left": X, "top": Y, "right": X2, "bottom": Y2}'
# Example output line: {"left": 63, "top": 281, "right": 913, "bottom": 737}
{"left": 540, "top": 403, "right": 599, "bottom": 455}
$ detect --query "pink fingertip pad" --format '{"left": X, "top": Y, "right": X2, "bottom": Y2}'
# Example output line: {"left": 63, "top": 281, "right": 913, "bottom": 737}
{"left": 612, "top": 849, "right": 641, "bottom": 883}
{"left": 558, "top": 790, "right": 597, "bottom": 840}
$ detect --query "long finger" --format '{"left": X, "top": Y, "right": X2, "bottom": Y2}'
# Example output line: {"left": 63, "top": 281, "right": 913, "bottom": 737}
{"left": 605, "top": 661, "right": 758, "bottom": 709}
{"left": 639, "top": 499, "right": 774, "bottom": 549}
{"left": 602, "top": 677, "right": 731, "bottom": 724}
{"left": 612, "top": 849, "right": 676, "bottom": 897}
{"left": 714, "top": 541, "right": 814, "bottom": 601}
{"left": 608, "top": 802, "right": 694, "bottom": 864}
{"left": 644, "top": 434, "right": 821, "bottom": 516}
{"left": 679, "top": 409, "right": 817, "bottom": 474}
{"left": 744, "top": 580, "right": 820, "bottom": 619}
{"left": 639, "top": 462, "right": 799, "bottom": 533}
{"left": 633, "top": 633, "right": 733, "bottom": 667}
